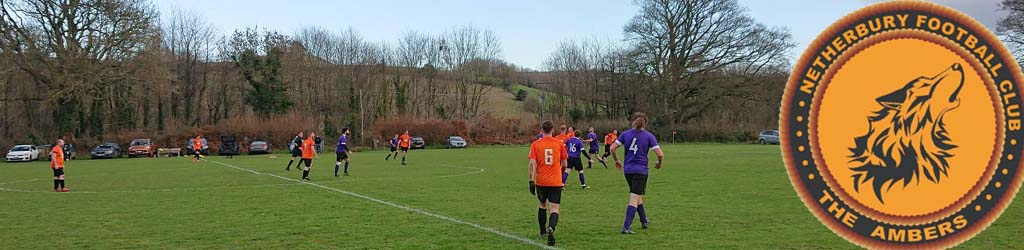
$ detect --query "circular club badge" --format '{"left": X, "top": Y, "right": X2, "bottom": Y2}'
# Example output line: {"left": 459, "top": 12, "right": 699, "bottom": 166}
{"left": 781, "top": 1, "right": 1024, "bottom": 248}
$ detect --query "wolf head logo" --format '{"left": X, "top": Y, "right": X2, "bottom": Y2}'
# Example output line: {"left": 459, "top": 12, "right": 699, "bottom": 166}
{"left": 849, "top": 63, "right": 966, "bottom": 203}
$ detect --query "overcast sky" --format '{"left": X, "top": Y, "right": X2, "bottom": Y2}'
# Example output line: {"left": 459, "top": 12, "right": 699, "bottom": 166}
{"left": 155, "top": 0, "right": 1009, "bottom": 70}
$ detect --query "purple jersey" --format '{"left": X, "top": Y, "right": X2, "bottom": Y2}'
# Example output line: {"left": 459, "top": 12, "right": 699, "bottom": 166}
{"left": 390, "top": 138, "right": 399, "bottom": 148}
{"left": 565, "top": 137, "right": 584, "bottom": 158}
{"left": 615, "top": 129, "right": 660, "bottom": 174}
{"left": 587, "top": 132, "right": 598, "bottom": 150}
{"left": 336, "top": 135, "right": 348, "bottom": 153}
{"left": 537, "top": 133, "right": 544, "bottom": 140}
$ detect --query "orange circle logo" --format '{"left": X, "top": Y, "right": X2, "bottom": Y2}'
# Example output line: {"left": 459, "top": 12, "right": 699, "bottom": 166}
{"left": 781, "top": 2, "right": 1024, "bottom": 248}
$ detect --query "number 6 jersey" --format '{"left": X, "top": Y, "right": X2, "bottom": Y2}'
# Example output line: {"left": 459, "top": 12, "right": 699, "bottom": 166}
{"left": 529, "top": 135, "right": 569, "bottom": 187}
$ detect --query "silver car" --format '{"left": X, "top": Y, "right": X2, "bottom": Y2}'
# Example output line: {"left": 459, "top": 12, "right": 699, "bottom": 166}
{"left": 248, "top": 141, "right": 272, "bottom": 155}
{"left": 758, "top": 130, "right": 780, "bottom": 145}
{"left": 90, "top": 143, "right": 121, "bottom": 159}
{"left": 186, "top": 138, "right": 209, "bottom": 155}
{"left": 445, "top": 136, "right": 468, "bottom": 149}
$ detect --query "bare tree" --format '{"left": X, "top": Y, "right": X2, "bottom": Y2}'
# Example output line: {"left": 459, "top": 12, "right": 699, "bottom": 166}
{"left": 0, "top": 0, "right": 158, "bottom": 136}
{"left": 623, "top": 0, "right": 792, "bottom": 125}
{"left": 440, "top": 25, "right": 502, "bottom": 118}
{"left": 1000, "top": 0, "right": 1024, "bottom": 64}
{"left": 397, "top": 30, "right": 431, "bottom": 68}
{"left": 162, "top": 8, "right": 216, "bottom": 125}
{"left": 295, "top": 26, "right": 337, "bottom": 62}
{"left": 543, "top": 37, "right": 620, "bottom": 121}
{"left": 292, "top": 26, "right": 340, "bottom": 116}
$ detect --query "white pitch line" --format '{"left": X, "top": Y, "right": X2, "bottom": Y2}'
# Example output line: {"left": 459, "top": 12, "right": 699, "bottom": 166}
{"left": 0, "top": 179, "right": 39, "bottom": 186}
{"left": 0, "top": 182, "right": 297, "bottom": 194}
{"left": 209, "top": 160, "right": 557, "bottom": 250}
{"left": 436, "top": 164, "right": 486, "bottom": 178}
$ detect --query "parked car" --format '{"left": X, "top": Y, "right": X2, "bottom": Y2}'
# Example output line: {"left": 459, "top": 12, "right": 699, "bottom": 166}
{"left": 411, "top": 137, "right": 426, "bottom": 149}
{"left": 758, "top": 130, "right": 780, "bottom": 145}
{"left": 445, "top": 136, "right": 468, "bottom": 149}
{"left": 90, "top": 143, "right": 121, "bottom": 159}
{"left": 186, "top": 137, "right": 209, "bottom": 155}
{"left": 6, "top": 145, "right": 40, "bottom": 162}
{"left": 220, "top": 135, "right": 240, "bottom": 156}
{"left": 248, "top": 140, "right": 272, "bottom": 155}
{"left": 128, "top": 139, "right": 156, "bottom": 158}
{"left": 63, "top": 144, "right": 77, "bottom": 160}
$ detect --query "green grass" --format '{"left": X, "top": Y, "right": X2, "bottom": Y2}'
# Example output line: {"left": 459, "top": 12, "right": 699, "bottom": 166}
{"left": 1, "top": 144, "right": 1021, "bottom": 249}
{"left": 511, "top": 83, "right": 566, "bottom": 108}
{"left": 511, "top": 84, "right": 566, "bottom": 108}
{"left": 510, "top": 84, "right": 605, "bottom": 114}
{"left": 480, "top": 85, "right": 533, "bottom": 120}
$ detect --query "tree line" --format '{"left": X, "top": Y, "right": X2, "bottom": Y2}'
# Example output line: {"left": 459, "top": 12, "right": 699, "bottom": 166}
{"left": 535, "top": 0, "right": 793, "bottom": 140}
{"left": 0, "top": 0, "right": 521, "bottom": 148}
{"left": 6, "top": 0, "right": 927, "bottom": 148}
{"left": 536, "top": 0, "right": 1024, "bottom": 140}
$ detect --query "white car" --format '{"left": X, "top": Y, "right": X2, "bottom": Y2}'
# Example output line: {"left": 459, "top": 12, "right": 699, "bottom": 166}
{"left": 6, "top": 145, "right": 40, "bottom": 162}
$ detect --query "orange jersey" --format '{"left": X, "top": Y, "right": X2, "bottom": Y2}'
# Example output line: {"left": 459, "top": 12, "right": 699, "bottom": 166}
{"left": 193, "top": 139, "right": 202, "bottom": 151}
{"left": 301, "top": 138, "right": 315, "bottom": 159}
{"left": 605, "top": 133, "right": 617, "bottom": 145}
{"left": 399, "top": 134, "right": 411, "bottom": 148}
{"left": 51, "top": 146, "right": 64, "bottom": 169}
{"left": 555, "top": 134, "right": 569, "bottom": 143}
{"left": 529, "top": 136, "right": 568, "bottom": 187}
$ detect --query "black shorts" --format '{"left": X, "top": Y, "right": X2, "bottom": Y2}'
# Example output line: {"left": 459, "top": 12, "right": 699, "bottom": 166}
{"left": 53, "top": 168, "right": 64, "bottom": 177}
{"left": 401, "top": 146, "right": 410, "bottom": 152}
{"left": 194, "top": 152, "right": 202, "bottom": 159}
{"left": 624, "top": 173, "right": 648, "bottom": 195}
{"left": 589, "top": 148, "right": 599, "bottom": 154}
{"left": 604, "top": 144, "right": 611, "bottom": 154}
{"left": 390, "top": 147, "right": 397, "bottom": 152}
{"left": 568, "top": 157, "right": 584, "bottom": 171}
{"left": 535, "top": 186, "right": 563, "bottom": 204}
{"left": 300, "top": 158, "right": 312, "bottom": 167}
{"left": 291, "top": 149, "right": 302, "bottom": 157}
{"left": 336, "top": 152, "right": 349, "bottom": 161}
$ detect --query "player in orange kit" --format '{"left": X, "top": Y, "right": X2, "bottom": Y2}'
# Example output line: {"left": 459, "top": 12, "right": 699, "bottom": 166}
{"left": 601, "top": 129, "right": 618, "bottom": 162}
{"left": 51, "top": 139, "right": 69, "bottom": 192}
{"left": 528, "top": 120, "right": 569, "bottom": 246}
{"left": 299, "top": 132, "right": 319, "bottom": 181}
{"left": 192, "top": 135, "right": 203, "bottom": 164}
{"left": 554, "top": 125, "right": 569, "bottom": 142}
{"left": 399, "top": 131, "right": 412, "bottom": 166}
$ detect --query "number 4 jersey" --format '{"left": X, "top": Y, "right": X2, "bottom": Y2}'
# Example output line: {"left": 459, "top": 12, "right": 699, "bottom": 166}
{"left": 616, "top": 129, "right": 660, "bottom": 175}
{"left": 529, "top": 136, "right": 569, "bottom": 187}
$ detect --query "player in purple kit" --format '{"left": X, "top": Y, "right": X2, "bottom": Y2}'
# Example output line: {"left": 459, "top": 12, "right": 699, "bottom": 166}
{"left": 583, "top": 127, "right": 606, "bottom": 168}
{"left": 558, "top": 126, "right": 574, "bottom": 184}
{"left": 385, "top": 134, "right": 399, "bottom": 161}
{"left": 335, "top": 128, "right": 351, "bottom": 177}
{"left": 609, "top": 113, "right": 664, "bottom": 234}
{"left": 563, "top": 130, "right": 588, "bottom": 190}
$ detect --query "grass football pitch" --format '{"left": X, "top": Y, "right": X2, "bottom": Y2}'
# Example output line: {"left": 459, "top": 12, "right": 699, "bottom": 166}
{"left": 1, "top": 144, "right": 1021, "bottom": 249}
